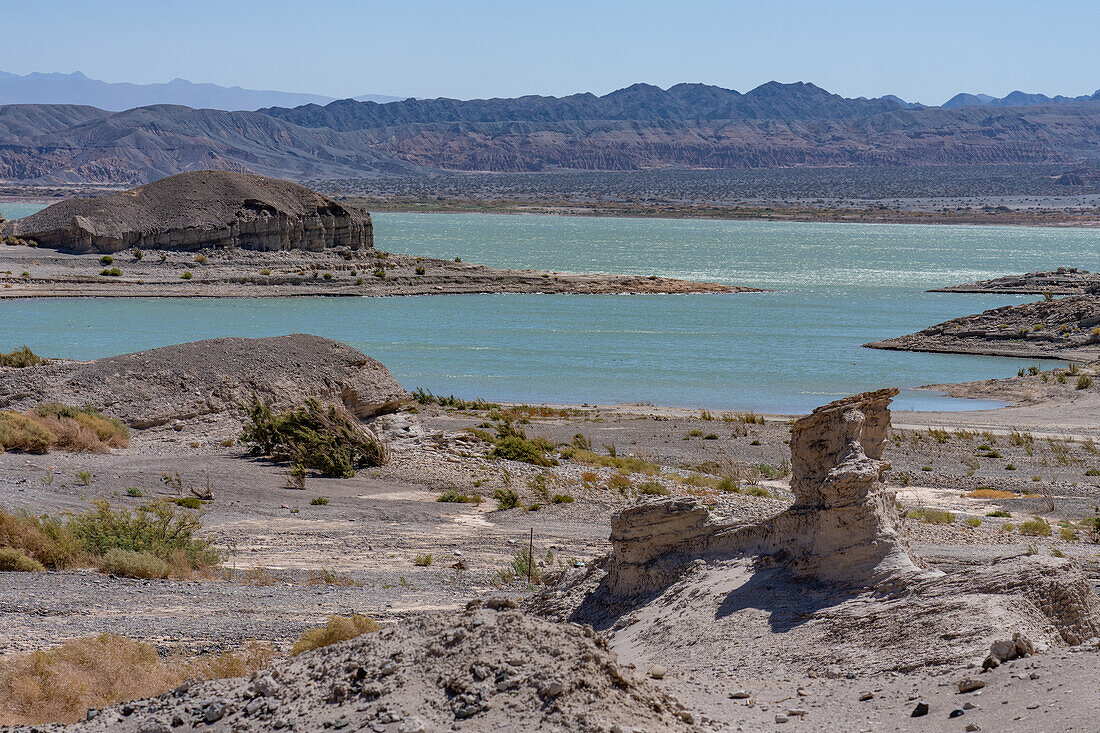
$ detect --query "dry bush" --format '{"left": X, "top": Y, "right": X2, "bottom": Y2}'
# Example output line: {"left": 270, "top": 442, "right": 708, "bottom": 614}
{"left": 0, "top": 412, "right": 56, "bottom": 453}
{"left": 0, "top": 509, "right": 83, "bottom": 569}
{"left": 97, "top": 549, "right": 171, "bottom": 579}
{"left": 0, "top": 405, "right": 128, "bottom": 454}
{"left": 0, "top": 635, "right": 274, "bottom": 725}
{"left": 0, "top": 548, "right": 45, "bottom": 572}
{"left": 967, "top": 489, "right": 1016, "bottom": 499}
{"left": 290, "top": 614, "right": 380, "bottom": 656}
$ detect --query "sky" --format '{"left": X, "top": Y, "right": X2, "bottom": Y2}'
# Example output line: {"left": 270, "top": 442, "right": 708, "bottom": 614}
{"left": 3, "top": 0, "right": 1099, "bottom": 105}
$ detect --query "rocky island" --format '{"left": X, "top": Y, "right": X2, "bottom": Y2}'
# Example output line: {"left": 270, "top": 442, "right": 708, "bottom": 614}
{"left": 865, "top": 294, "right": 1100, "bottom": 360}
{"left": 930, "top": 268, "right": 1100, "bottom": 295}
{"left": 0, "top": 171, "right": 751, "bottom": 297}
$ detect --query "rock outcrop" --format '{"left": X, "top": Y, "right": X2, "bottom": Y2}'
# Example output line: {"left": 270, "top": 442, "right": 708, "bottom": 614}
{"left": 535, "top": 390, "right": 1100, "bottom": 676}
{"left": 865, "top": 295, "right": 1100, "bottom": 360}
{"left": 930, "top": 268, "right": 1100, "bottom": 295}
{"left": 607, "top": 389, "right": 926, "bottom": 596}
{"left": 0, "top": 171, "right": 372, "bottom": 254}
{"left": 0, "top": 335, "right": 407, "bottom": 429}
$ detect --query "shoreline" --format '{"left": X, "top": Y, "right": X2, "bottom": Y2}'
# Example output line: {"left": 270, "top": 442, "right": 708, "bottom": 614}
{"left": 0, "top": 245, "right": 752, "bottom": 299}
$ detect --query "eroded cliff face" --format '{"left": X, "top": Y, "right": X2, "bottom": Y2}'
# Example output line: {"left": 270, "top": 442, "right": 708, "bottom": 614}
{"left": 1, "top": 171, "right": 373, "bottom": 254}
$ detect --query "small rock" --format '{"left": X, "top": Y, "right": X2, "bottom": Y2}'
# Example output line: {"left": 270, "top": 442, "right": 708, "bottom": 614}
{"left": 137, "top": 720, "right": 171, "bottom": 733}
{"left": 965, "top": 724, "right": 981, "bottom": 732}
{"left": 1029, "top": 672, "right": 1040, "bottom": 680}
{"left": 949, "top": 708, "right": 965, "bottom": 718}
{"left": 787, "top": 708, "right": 808, "bottom": 717}
{"left": 730, "top": 690, "right": 750, "bottom": 699}
{"left": 486, "top": 597, "right": 517, "bottom": 610}
{"left": 398, "top": 719, "right": 426, "bottom": 733}
{"left": 859, "top": 691, "right": 874, "bottom": 701}
{"left": 203, "top": 702, "right": 228, "bottom": 724}
{"left": 539, "top": 679, "right": 564, "bottom": 698}
{"left": 677, "top": 711, "right": 694, "bottom": 724}
{"left": 648, "top": 664, "right": 666, "bottom": 680}
{"left": 957, "top": 678, "right": 986, "bottom": 694}
{"left": 775, "top": 714, "right": 789, "bottom": 723}
{"left": 911, "top": 701, "right": 929, "bottom": 717}
{"left": 962, "top": 702, "right": 978, "bottom": 710}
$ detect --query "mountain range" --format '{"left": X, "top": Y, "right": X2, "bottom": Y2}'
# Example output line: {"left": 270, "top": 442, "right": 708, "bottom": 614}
{"left": 0, "top": 71, "right": 404, "bottom": 112}
{"left": 2, "top": 80, "right": 1100, "bottom": 184}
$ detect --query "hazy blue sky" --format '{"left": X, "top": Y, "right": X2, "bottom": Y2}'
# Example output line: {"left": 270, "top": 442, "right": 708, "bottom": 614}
{"left": 4, "top": 0, "right": 1099, "bottom": 104}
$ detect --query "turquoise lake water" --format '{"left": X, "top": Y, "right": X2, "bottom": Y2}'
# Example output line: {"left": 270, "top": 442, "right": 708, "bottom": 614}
{"left": 2, "top": 204, "right": 1097, "bottom": 413}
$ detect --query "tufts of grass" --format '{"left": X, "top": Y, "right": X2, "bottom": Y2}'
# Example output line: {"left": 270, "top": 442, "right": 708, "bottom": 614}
{"left": 0, "top": 346, "right": 49, "bottom": 368}
{"left": 1018, "top": 517, "right": 1052, "bottom": 537}
{"left": 636, "top": 481, "right": 670, "bottom": 496}
{"left": 565, "top": 448, "right": 659, "bottom": 475}
{"left": 309, "top": 497, "right": 329, "bottom": 506}
{"left": 437, "top": 489, "right": 483, "bottom": 504}
{"left": 240, "top": 396, "right": 386, "bottom": 478}
{"left": 493, "top": 487, "right": 521, "bottom": 510}
{"left": 290, "top": 614, "right": 380, "bottom": 656}
{"left": 413, "top": 553, "right": 433, "bottom": 567}
{"left": 907, "top": 508, "right": 955, "bottom": 524}
{"left": 98, "top": 267, "right": 122, "bottom": 277}
{"left": 171, "top": 497, "right": 203, "bottom": 509}
{"left": 551, "top": 493, "right": 574, "bottom": 504}
{"left": 986, "top": 509, "right": 1012, "bottom": 518}
{"left": 964, "top": 517, "right": 982, "bottom": 528}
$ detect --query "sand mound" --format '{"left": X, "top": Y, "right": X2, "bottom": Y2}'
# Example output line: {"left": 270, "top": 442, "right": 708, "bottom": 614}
{"left": 0, "top": 335, "right": 408, "bottom": 429}
{"left": 1, "top": 171, "right": 372, "bottom": 253}
{"left": 535, "top": 390, "right": 1100, "bottom": 677}
{"left": 36, "top": 604, "right": 694, "bottom": 733}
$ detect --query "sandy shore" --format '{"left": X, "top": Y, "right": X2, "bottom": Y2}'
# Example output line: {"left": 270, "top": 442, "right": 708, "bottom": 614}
{"left": 0, "top": 244, "right": 749, "bottom": 298}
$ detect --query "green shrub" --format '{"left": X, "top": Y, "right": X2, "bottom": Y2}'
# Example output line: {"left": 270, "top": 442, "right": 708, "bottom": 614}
{"left": 0, "top": 547, "right": 46, "bottom": 572}
{"left": 551, "top": 494, "right": 574, "bottom": 504}
{"left": 493, "top": 488, "right": 520, "bottom": 510}
{"left": 97, "top": 548, "right": 171, "bottom": 579}
{"left": 566, "top": 448, "right": 659, "bottom": 475}
{"left": 0, "top": 412, "right": 57, "bottom": 453}
{"left": 99, "top": 268, "right": 122, "bottom": 277}
{"left": 1019, "top": 517, "right": 1052, "bottom": 536}
{"left": 637, "top": 481, "right": 670, "bottom": 496}
{"left": 987, "top": 510, "right": 1012, "bottom": 518}
{"left": 0, "top": 346, "right": 49, "bottom": 368}
{"left": 1077, "top": 375, "right": 1093, "bottom": 390}
{"left": 180, "top": 271, "right": 192, "bottom": 280}
{"left": 99, "top": 255, "right": 113, "bottom": 265}
{"left": 310, "top": 497, "right": 329, "bottom": 506}
{"left": 964, "top": 517, "right": 982, "bottom": 527}
{"left": 125, "top": 488, "right": 144, "bottom": 497}
{"left": 413, "top": 553, "right": 433, "bottom": 567}
{"left": 907, "top": 508, "right": 955, "bottom": 524}
{"left": 743, "top": 486, "right": 771, "bottom": 497}
{"left": 172, "top": 497, "right": 203, "bottom": 509}
{"left": 437, "top": 489, "right": 482, "bottom": 504}
{"left": 69, "top": 499, "right": 220, "bottom": 571}
{"left": 239, "top": 396, "right": 386, "bottom": 478}
{"left": 415, "top": 266, "right": 425, "bottom": 275}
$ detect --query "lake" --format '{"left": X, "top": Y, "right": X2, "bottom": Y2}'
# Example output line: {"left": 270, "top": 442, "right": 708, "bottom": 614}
{"left": 2, "top": 205, "right": 1096, "bottom": 413}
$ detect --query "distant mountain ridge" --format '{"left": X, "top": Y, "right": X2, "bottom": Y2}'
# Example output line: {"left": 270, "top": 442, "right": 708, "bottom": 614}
{"left": 2, "top": 80, "right": 1100, "bottom": 184}
{"left": 0, "top": 71, "right": 403, "bottom": 111}
{"left": 943, "top": 89, "right": 1100, "bottom": 109}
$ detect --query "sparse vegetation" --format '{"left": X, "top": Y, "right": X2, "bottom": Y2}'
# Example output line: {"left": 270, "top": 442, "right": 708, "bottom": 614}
{"left": 964, "top": 517, "right": 982, "bottom": 527}
{"left": 240, "top": 396, "right": 386, "bottom": 478}
{"left": 1076, "top": 375, "right": 1093, "bottom": 390}
{"left": 413, "top": 553, "right": 433, "bottom": 566}
{"left": 907, "top": 508, "right": 955, "bottom": 524}
{"left": 99, "top": 267, "right": 122, "bottom": 277}
{"left": 309, "top": 496, "right": 329, "bottom": 506}
{"left": 180, "top": 270, "right": 192, "bottom": 280}
{"left": 0, "top": 634, "right": 274, "bottom": 725}
{"left": 437, "top": 489, "right": 483, "bottom": 504}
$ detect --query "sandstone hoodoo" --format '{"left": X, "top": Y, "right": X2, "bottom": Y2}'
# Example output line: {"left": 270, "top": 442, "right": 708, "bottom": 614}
{"left": 0, "top": 171, "right": 372, "bottom": 254}
{"left": 536, "top": 390, "right": 1100, "bottom": 676}
{"left": 0, "top": 334, "right": 408, "bottom": 429}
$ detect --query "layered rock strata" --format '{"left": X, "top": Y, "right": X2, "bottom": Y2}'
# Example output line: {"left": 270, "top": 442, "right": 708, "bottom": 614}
{"left": 0, "top": 171, "right": 372, "bottom": 253}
